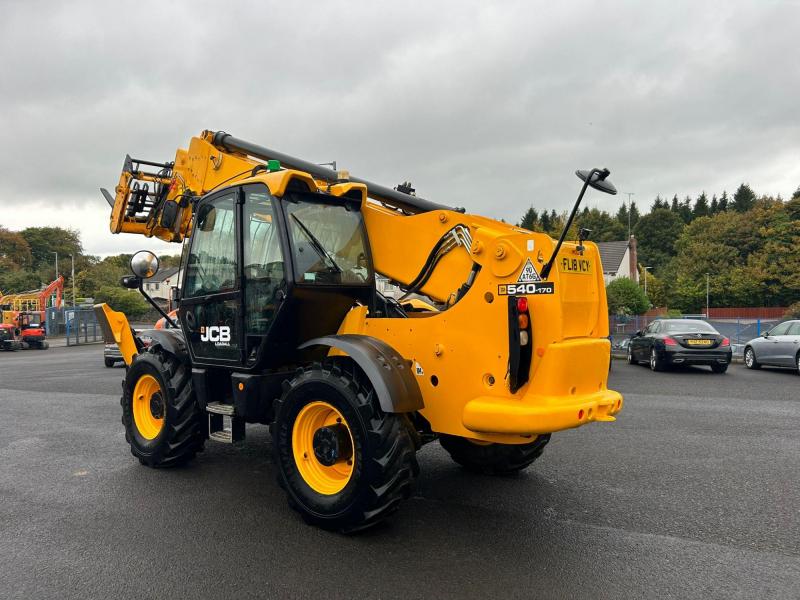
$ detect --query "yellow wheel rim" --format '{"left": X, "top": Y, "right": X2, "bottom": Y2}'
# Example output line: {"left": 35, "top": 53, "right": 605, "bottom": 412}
{"left": 132, "top": 374, "right": 165, "bottom": 440}
{"left": 292, "top": 401, "right": 355, "bottom": 495}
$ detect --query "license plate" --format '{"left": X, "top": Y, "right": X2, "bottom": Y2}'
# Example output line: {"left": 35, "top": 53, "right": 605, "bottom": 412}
{"left": 559, "top": 257, "right": 593, "bottom": 274}
{"left": 687, "top": 339, "right": 713, "bottom": 346}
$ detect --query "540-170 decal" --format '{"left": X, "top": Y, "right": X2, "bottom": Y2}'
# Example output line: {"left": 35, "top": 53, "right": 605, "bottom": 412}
{"left": 498, "top": 282, "right": 555, "bottom": 296}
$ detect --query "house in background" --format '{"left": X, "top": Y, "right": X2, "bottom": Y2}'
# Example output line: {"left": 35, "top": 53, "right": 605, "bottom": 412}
{"left": 597, "top": 236, "right": 638, "bottom": 285}
{"left": 144, "top": 267, "right": 182, "bottom": 302}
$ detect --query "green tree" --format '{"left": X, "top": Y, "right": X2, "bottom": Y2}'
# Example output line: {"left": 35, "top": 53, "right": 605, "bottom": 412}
{"left": 19, "top": 227, "right": 83, "bottom": 276}
{"left": 93, "top": 286, "right": 151, "bottom": 318}
{"left": 633, "top": 209, "right": 685, "bottom": 274}
{"left": 518, "top": 206, "right": 539, "bottom": 231}
{"left": 693, "top": 192, "right": 710, "bottom": 218}
{"left": 629, "top": 201, "right": 641, "bottom": 229}
{"left": 576, "top": 208, "right": 626, "bottom": 241}
{"left": 709, "top": 194, "right": 719, "bottom": 214}
{"left": 0, "top": 227, "right": 32, "bottom": 269}
{"left": 678, "top": 196, "right": 693, "bottom": 223}
{"left": 792, "top": 186, "right": 800, "bottom": 201}
{"left": 639, "top": 266, "right": 668, "bottom": 308}
{"left": 606, "top": 277, "right": 649, "bottom": 315}
{"left": 717, "top": 191, "right": 729, "bottom": 212}
{"left": 651, "top": 196, "right": 667, "bottom": 211}
{"left": 732, "top": 183, "right": 757, "bottom": 213}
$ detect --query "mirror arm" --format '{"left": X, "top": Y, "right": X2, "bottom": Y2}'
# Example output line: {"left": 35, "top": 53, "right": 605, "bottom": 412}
{"left": 540, "top": 169, "right": 596, "bottom": 279}
{"left": 137, "top": 281, "right": 180, "bottom": 328}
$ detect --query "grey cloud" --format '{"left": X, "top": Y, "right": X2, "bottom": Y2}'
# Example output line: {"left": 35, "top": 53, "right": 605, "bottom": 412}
{"left": 1, "top": 0, "right": 798, "bottom": 255}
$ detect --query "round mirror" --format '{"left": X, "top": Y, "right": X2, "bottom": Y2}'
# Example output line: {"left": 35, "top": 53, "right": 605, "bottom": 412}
{"left": 130, "top": 250, "right": 160, "bottom": 279}
{"left": 576, "top": 169, "right": 617, "bottom": 195}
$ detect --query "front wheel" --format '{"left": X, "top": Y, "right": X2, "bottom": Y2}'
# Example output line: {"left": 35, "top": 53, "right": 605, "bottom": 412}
{"left": 627, "top": 346, "right": 636, "bottom": 365}
{"left": 744, "top": 347, "right": 760, "bottom": 370}
{"left": 121, "top": 349, "right": 204, "bottom": 467}
{"left": 796, "top": 353, "right": 800, "bottom": 375}
{"left": 439, "top": 434, "right": 550, "bottom": 475}
{"left": 272, "top": 361, "right": 417, "bottom": 532}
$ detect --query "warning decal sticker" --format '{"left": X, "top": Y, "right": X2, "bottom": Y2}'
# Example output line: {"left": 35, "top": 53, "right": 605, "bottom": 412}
{"left": 517, "top": 258, "right": 541, "bottom": 283}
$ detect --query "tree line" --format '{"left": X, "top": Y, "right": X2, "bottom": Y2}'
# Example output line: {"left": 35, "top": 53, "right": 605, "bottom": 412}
{"left": 517, "top": 183, "right": 800, "bottom": 313}
{"left": 0, "top": 226, "right": 180, "bottom": 318}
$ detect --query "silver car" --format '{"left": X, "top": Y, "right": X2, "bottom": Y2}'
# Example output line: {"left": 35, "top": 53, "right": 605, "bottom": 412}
{"left": 743, "top": 320, "right": 800, "bottom": 373}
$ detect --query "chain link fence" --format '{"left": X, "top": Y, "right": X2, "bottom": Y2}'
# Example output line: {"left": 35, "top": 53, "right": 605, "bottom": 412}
{"left": 65, "top": 308, "right": 102, "bottom": 345}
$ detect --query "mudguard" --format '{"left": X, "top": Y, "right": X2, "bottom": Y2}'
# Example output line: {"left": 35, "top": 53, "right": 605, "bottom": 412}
{"left": 299, "top": 334, "right": 424, "bottom": 413}
{"left": 144, "top": 328, "right": 188, "bottom": 362}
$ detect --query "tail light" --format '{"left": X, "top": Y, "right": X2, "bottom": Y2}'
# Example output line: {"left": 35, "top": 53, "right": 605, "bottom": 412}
{"left": 664, "top": 336, "right": 677, "bottom": 346}
{"left": 721, "top": 337, "right": 730, "bottom": 347}
{"left": 508, "top": 296, "right": 533, "bottom": 393}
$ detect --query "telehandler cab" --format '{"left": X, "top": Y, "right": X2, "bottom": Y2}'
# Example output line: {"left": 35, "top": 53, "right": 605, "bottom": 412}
{"left": 96, "top": 130, "right": 623, "bottom": 531}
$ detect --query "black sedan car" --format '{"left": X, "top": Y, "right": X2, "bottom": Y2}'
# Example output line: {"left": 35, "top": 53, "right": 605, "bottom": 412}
{"left": 627, "top": 319, "right": 732, "bottom": 373}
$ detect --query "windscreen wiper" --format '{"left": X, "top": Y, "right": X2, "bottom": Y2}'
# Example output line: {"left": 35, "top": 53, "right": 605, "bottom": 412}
{"left": 290, "top": 214, "right": 342, "bottom": 273}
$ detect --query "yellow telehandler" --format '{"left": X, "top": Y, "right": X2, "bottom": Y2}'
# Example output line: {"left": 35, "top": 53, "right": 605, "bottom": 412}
{"left": 96, "top": 130, "right": 622, "bottom": 531}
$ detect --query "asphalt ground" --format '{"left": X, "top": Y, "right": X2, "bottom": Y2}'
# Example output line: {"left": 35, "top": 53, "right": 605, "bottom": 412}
{"left": 1, "top": 345, "right": 798, "bottom": 599}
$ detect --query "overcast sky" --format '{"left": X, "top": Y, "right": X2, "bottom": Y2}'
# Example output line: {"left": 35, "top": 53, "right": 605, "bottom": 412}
{"left": 1, "top": 0, "right": 798, "bottom": 257}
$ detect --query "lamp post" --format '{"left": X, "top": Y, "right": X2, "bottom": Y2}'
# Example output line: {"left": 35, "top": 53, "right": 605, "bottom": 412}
{"left": 69, "top": 254, "right": 76, "bottom": 307}
{"left": 706, "top": 273, "right": 710, "bottom": 318}
{"left": 643, "top": 266, "right": 652, "bottom": 298}
{"left": 625, "top": 192, "right": 635, "bottom": 238}
{"left": 51, "top": 251, "right": 58, "bottom": 280}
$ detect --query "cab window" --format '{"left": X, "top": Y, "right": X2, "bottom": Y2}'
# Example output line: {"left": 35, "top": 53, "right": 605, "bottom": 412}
{"left": 184, "top": 194, "right": 237, "bottom": 298}
{"left": 284, "top": 198, "right": 372, "bottom": 285}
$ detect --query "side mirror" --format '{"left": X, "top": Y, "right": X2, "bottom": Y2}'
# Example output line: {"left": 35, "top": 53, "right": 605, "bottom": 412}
{"left": 635, "top": 330, "right": 643, "bottom": 337}
{"left": 130, "top": 250, "right": 159, "bottom": 279}
{"left": 762, "top": 331, "right": 769, "bottom": 338}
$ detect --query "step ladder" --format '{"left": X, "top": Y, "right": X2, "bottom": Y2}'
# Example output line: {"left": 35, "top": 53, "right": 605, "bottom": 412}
{"left": 206, "top": 402, "right": 245, "bottom": 444}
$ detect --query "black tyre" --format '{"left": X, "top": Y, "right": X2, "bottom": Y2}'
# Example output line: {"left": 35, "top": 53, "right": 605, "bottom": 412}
{"left": 121, "top": 349, "right": 203, "bottom": 467}
{"left": 627, "top": 346, "right": 636, "bottom": 365}
{"left": 439, "top": 433, "right": 550, "bottom": 475}
{"left": 796, "top": 352, "right": 800, "bottom": 375}
{"left": 104, "top": 358, "right": 116, "bottom": 368}
{"left": 272, "top": 361, "right": 417, "bottom": 532}
{"left": 711, "top": 363, "right": 728, "bottom": 374}
{"left": 650, "top": 347, "right": 666, "bottom": 371}
{"left": 744, "top": 347, "right": 760, "bottom": 370}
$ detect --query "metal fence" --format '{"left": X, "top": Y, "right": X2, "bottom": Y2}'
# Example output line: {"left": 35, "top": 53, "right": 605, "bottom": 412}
{"left": 65, "top": 308, "right": 102, "bottom": 345}
{"left": 609, "top": 315, "right": 782, "bottom": 356}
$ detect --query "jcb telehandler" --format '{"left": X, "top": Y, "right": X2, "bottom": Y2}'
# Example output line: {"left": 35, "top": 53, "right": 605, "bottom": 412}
{"left": 97, "top": 130, "right": 623, "bottom": 531}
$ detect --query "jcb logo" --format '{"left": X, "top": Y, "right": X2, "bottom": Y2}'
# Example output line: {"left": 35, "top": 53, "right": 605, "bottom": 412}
{"left": 200, "top": 326, "right": 231, "bottom": 345}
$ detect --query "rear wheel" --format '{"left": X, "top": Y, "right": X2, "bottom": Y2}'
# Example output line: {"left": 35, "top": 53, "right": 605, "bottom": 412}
{"left": 439, "top": 434, "right": 550, "bottom": 475}
{"left": 650, "top": 348, "right": 665, "bottom": 371}
{"left": 711, "top": 363, "right": 728, "bottom": 374}
{"left": 796, "top": 352, "right": 800, "bottom": 375}
{"left": 744, "top": 347, "right": 760, "bottom": 370}
{"left": 272, "top": 361, "right": 417, "bottom": 532}
{"left": 104, "top": 358, "right": 116, "bottom": 368}
{"left": 121, "top": 349, "right": 203, "bottom": 467}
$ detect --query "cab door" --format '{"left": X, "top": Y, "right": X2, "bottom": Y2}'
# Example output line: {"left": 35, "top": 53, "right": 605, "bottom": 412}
{"left": 180, "top": 190, "right": 243, "bottom": 366}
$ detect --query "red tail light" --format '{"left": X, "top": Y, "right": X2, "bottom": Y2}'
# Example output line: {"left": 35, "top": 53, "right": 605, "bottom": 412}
{"left": 664, "top": 336, "right": 677, "bottom": 346}
{"left": 516, "top": 297, "right": 528, "bottom": 313}
{"left": 721, "top": 337, "right": 730, "bottom": 347}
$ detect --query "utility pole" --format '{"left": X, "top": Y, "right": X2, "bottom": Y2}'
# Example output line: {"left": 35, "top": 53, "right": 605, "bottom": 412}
{"left": 625, "top": 192, "right": 635, "bottom": 238}
{"left": 51, "top": 251, "right": 58, "bottom": 280}
{"left": 643, "top": 266, "right": 652, "bottom": 298}
{"left": 706, "top": 273, "right": 710, "bottom": 318}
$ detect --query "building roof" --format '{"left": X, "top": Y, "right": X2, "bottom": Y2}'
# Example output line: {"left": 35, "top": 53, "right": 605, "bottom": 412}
{"left": 149, "top": 266, "right": 180, "bottom": 283}
{"left": 596, "top": 240, "right": 629, "bottom": 274}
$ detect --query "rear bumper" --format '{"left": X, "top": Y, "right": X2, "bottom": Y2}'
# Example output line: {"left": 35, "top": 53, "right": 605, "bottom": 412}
{"left": 463, "top": 389, "right": 623, "bottom": 435}
{"left": 662, "top": 349, "right": 732, "bottom": 365}
{"left": 462, "top": 337, "right": 623, "bottom": 435}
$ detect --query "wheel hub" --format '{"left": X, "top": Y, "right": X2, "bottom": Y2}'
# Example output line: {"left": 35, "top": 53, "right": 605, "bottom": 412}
{"left": 312, "top": 424, "right": 353, "bottom": 466}
{"left": 150, "top": 392, "right": 165, "bottom": 419}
